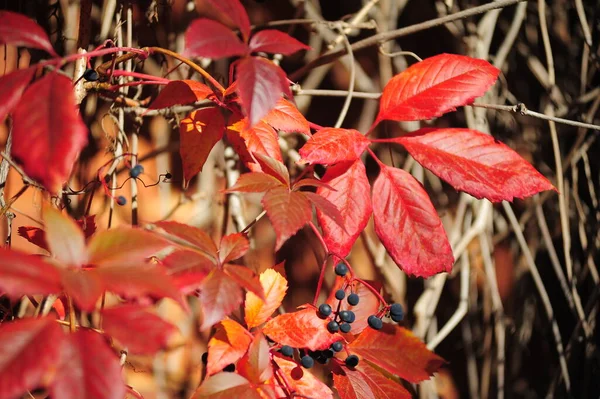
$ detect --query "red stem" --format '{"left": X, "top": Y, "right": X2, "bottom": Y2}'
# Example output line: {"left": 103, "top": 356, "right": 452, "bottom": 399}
{"left": 109, "top": 70, "right": 170, "bottom": 83}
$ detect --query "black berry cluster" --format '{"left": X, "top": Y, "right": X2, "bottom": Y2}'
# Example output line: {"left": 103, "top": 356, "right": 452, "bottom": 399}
{"left": 279, "top": 343, "right": 343, "bottom": 369}
{"left": 388, "top": 303, "right": 404, "bottom": 322}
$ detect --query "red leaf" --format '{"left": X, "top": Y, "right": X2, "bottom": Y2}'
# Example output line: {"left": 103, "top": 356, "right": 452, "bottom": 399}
{"left": 49, "top": 330, "right": 125, "bottom": 399}
{"left": 226, "top": 172, "right": 285, "bottom": 193}
{"left": 101, "top": 304, "right": 177, "bottom": 354}
{"left": 153, "top": 221, "right": 218, "bottom": 259}
{"left": 17, "top": 226, "right": 49, "bottom": 251}
{"left": 149, "top": 80, "right": 213, "bottom": 109}
{"left": 192, "top": 373, "right": 262, "bottom": 399}
{"left": 272, "top": 356, "right": 334, "bottom": 399}
{"left": 0, "top": 248, "right": 62, "bottom": 298}
{"left": 204, "top": 0, "right": 251, "bottom": 41}
{"left": 349, "top": 324, "right": 445, "bottom": 383}
{"left": 88, "top": 228, "right": 170, "bottom": 268}
{"left": 376, "top": 54, "right": 500, "bottom": 123}
{"left": 162, "top": 249, "right": 214, "bottom": 294}
{"left": 236, "top": 57, "right": 289, "bottom": 127}
{"left": 0, "top": 11, "right": 57, "bottom": 56}
{"left": 43, "top": 204, "right": 88, "bottom": 267}
{"left": 394, "top": 128, "right": 556, "bottom": 201}
{"left": 326, "top": 279, "right": 381, "bottom": 334}
{"left": 263, "top": 307, "right": 343, "bottom": 351}
{"left": 316, "top": 160, "right": 372, "bottom": 257}
{"left": 253, "top": 153, "right": 290, "bottom": 187}
{"left": 262, "top": 187, "right": 312, "bottom": 250}
{"left": 179, "top": 108, "right": 225, "bottom": 184}
{"left": 199, "top": 269, "right": 243, "bottom": 330}
{"left": 60, "top": 268, "right": 104, "bottom": 311}
{"left": 0, "top": 317, "right": 63, "bottom": 399}
{"left": 333, "top": 362, "right": 411, "bottom": 399}
{"left": 249, "top": 30, "right": 310, "bottom": 55}
{"left": 244, "top": 268, "right": 288, "bottom": 328}
{"left": 372, "top": 165, "right": 453, "bottom": 277}
{"left": 207, "top": 319, "right": 253, "bottom": 376}
{"left": 219, "top": 233, "right": 249, "bottom": 264}
{"left": 262, "top": 98, "right": 310, "bottom": 136}
{"left": 303, "top": 192, "right": 345, "bottom": 230}
{"left": 236, "top": 332, "right": 273, "bottom": 384}
{"left": 184, "top": 19, "right": 248, "bottom": 59}
{"left": 299, "top": 128, "right": 370, "bottom": 165}
{"left": 0, "top": 67, "right": 35, "bottom": 123}
{"left": 11, "top": 72, "right": 88, "bottom": 194}
{"left": 224, "top": 264, "right": 265, "bottom": 300}
{"left": 242, "top": 121, "right": 284, "bottom": 165}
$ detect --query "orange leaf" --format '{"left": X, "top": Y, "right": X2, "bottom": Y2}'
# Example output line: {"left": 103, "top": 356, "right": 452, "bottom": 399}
{"left": 272, "top": 356, "right": 334, "bottom": 399}
{"left": 262, "top": 98, "right": 310, "bottom": 136}
{"left": 262, "top": 187, "right": 312, "bottom": 250}
{"left": 43, "top": 204, "right": 88, "bottom": 267}
{"left": 245, "top": 268, "right": 288, "bottom": 329}
{"left": 236, "top": 332, "right": 273, "bottom": 384}
{"left": 192, "top": 372, "right": 262, "bottom": 399}
{"left": 153, "top": 221, "right": 218, "bottom": 259}
{"left": 148, "top": 80, "right": 213, "bottom": 109}
{"left": 207, "top": 319, "right": 253, "bottom": 376}
{"left": 218, "top": 233, "right": 249, "bottom": 264}
{"left": 333, "top": 362, "right": 411, "bottom": 399}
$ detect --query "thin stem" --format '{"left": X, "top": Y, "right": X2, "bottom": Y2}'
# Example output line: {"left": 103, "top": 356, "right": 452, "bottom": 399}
{"left": 312, "top": 257, "right": 330, "bottom": 306}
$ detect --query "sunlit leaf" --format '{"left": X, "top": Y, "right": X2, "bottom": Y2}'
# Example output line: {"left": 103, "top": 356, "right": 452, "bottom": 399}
{"left": 204, "top": 0, "right": 251, "bottom": 41}
{"left": 244, "top": 268, "right": 288, "bottom": 328}
{"left": 249, "top": 30, "right": 310, "bottom": 55}
{"left": 149, "top": 80, "right": 213, "bottom": 110}
{"left": 0, "top": 248, "right": 62, "bottom": 298}
{"left": 152, "top": 221, "right": 218, "bottom": 259}
{"left": 272, "top": 356, "right": 334, "bottom": 399}
{"left": 218, "top": 233, "right": 249, "bottom": 264}
{"left": 262, "top": 187, "right": 312, "bottom": 250}
{"left": 60, "top": 268, "right": 104, "bottom": 311}
{"left": 162, "top": 249, "right": 214, "bottom": 294}
{"left": 262, "top": 98, "right": 310, "bottom": 136}
{"left": 43, "top": 204, "right": 88, "bottom": 267}
{"left": 0, "top": 67, "right": 35, "bottom": 122}
{"left": 184, "top": 19, "right": 247, "bottom": 59}
{"left": 333, "top": 362, "right": 411, "bottom": 399}
{"left": 88, "top": 228, "right": 170, "bottom": 267}
{"left": 226, "top": 172, "right": 285, "bottom": 193}
{"left": 0, "top": 11, "right": 57, "bottom": 56}
{"left": 224, "top": 264, "right": 264, "bottom": 300}
{"left": 207, "top": 319, "right": 253, "bottom": 376}
{"left": 299, "top": 128, "right": 370, "bottom": 166}
{"left": 199, "top": 269, "right": 243, "bottom": 330}
{"left": 192, "top": 372, "right": 261, "bottom": 399}
{"left": 236, "top": 332, "right": 273, "bottom": 384}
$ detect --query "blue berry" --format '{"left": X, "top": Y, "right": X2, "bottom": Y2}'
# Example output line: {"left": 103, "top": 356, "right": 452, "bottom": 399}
{"left": 327, "top": 320, "right": 339, "bottom": 333}
{"left": 339, "top": 310, "right": 352, "bottom": 323}
{"left": 129, "top": 164, "right": 144, "bottom": 178}
{"left": 201, "top": 352, "right": 208, "bottom": 364}
{"left": 301, "top": 355, "right": 314, "bottom": 369}
{"left": 334, "top": 263, "right": 348, "bottom": 276}
{"left": 345, "top": 354, "right": 359, "bottom": 368}
{"left": 335, "top": 289, "right": 346, "bottom": 300}
{"left": 368, "top": 315, "right": 383, "bottom": 330}
{"left": 281, "top": 345, "right": 294, "bottom": 357}
{"left": 331, "top": 341, "right": 343, "bottom": 352}
{"left": 340, "top": 322, "right": 351, "bottom": 333}
{"left": 347, "top": 293, "right": 359, "bottom": 306}
{"left": 83, "top": 68, "right": 99, "bottom": 82}
{"left": 389, "top": 303, "right": 404, "bottom": 319}
{"left": 116, "top": 195, "right": 127, "bottom": 206}
{"left": 223, "top": 363, "right": 235, "bottom": 372}
{"left": 391, "top": 313, "right": 404, "bottom": 322}
{"left": 318, "top": 303, "right": 332, "bottom": 317}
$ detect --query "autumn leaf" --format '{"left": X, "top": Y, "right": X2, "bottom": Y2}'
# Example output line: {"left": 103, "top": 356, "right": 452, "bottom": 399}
{"left": 316, "top": 160, "right": 372, "bottom": 258}
{"left": 0, "top": 248, "right": 62, "bottom": 298}
{"left": 161, "top": 249, "right": 214, "bottom": 294}
{"left": 152, "top": 221, "right": 218, "bottom": 259}
{"left": 207, "top": 319, "right": 253, "bottom": 376}
{"left": 224, "top": 264, "right": 265, "bottom": 300}
{"left": 204, "top": 0, "right": 251, "bottom": 41}
{"left": 43, "top": 204, "right": 88, "bottom": 267}
{"left": 199, "top": 269, "right": 244, "bottom": 330}
{"left": 263, "top": 307, "right": 343, "bottom": 351}
{"left": 349, "top": 323, "right": 445, "bottom": 383}
{"left": 249, "top": 30, "right": 310, "bottom": 55}
{"left": 272, "top": 356, "right": 334, "bottom": 399}
{"left": 0, "top": 11, "right": 57, "bottom": 56}
{"left": 0, "top": 67, "right": 35, "bottom": 122}
{"left": 392, "top": 128, "right": 556, "bottom": 202}
{"left": 11, "top": 72, "right": 88, "bottom": 194}
{"left": 184, "top": 19, "right": 248, "bottom": 59}
{"left": 226, "top": 172, "right": 285, "bottom": 193}
{"left": 262, "top": 98, "right": 310, "bottom": 136}
{"left": 236, "top": 332, "right": 273, "bottom": 384}
{"left": 372, "top": 165, "right": 454, "bottom": 277}
{"left": 192, "top": 372, "right": 262, "bottom": 399}
{"left": 245, "top": 268, "right": 288, "bottom": 328}
{"left": 149, "top": 80, "right": 213, "bottom": 109}
{"left": 262, "top": 187, "right": 312, "bottom": 250}
{"left": 333, "top": 362, "right": 411, "bottom": 399}
{"left": 376, "top": 54, "right": 500, "bottom": 123}
{"left": 253, "top": 153, "right": 290, "bottom": 187}
{"left": 299, "top": 128, "right": 370, "bottom": 166}
{"left": 218, "top": 233, "right": 249, "bottom": 264}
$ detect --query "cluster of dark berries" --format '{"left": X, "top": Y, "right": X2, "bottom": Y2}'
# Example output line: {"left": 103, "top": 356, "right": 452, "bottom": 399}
{"left": 388, "top": 303, "right": 404, "bottom": 322}
{"left": 315, "top": 263, "right": 360, "bottom": 334}
{"left": 279, "top": 341, "right": 344, "bottom": 369}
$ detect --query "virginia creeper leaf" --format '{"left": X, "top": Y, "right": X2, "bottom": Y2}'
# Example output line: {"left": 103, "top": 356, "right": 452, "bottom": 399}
{"left": 333, "top": 362, "right": 411, "bottom": 399}
{"left": 0, "top": 67, "right": 35, "bottom": 122}
{"left": 88, "top": 228, "right": 170, "bottom": 267}
{"left": 101, "top": 304, "right": 177, "bottom": 354}
{"left": 204, "top": 0, "right": 251, "bottom": 41}
{"left": 179, "top": 107, "right": 225, "bottom": 185}
{"left": 152, "top": 221, "right": 218, "bottom": 258}
{"left": 244, "top": 268, "right": 288, "bottom": 328}
{"left": 236, "top": 332, "right": 273, "bottom": 384}
{"left": 349, "top": 324, "right": 445, "bottom": 383}
{"left": 43, "top": 204, "right": 88, "bottom": 267}
{"left": 372, "top": 165, "right": 454, "bottom": 277}
{"left": 316, "top": 160, "right": 372, "bottom": 257}
{"left": 218, "top": 233, "right": 249, "bottom": 264}
{"left": 262, "top": 98, "right": 310, "bottom": 136}
{"left": 393, "top": 128, "right": 556, "bottom": 201}
{"left": 161, "top": 249, "right": 214, "bottom": 294}
{"left": 224, "top": 264, "right": 265, "bottom": 300}
{"left": 249, "top": 30, "right": 310, "bottom": 55}
{"left": 226, "top": 172, "right": 285, "bottom": 193}
{"left": 242, "top": 121, "right": 284, "bottom": 166}
{"left": 303, "top": 191, "right": 345, "bottom": 230}
{"left": 0, "top": 317, "right": 63, "bottom": 399}
{"left": 299, "top": 128, "right": 370, "bottom": 165}
{"left": 49, "top": 330, "right": 126, "bottom": 399}
{"left": 192, "top": 372, "right": 261, "bottom": 399}
{"left": 60, "top": 268, "right": 104, "bottom": 311}
{"left": 207, "top": 319, "right": 253, "bottom": 376}
{"left": 0, "top": 248, "right": 62, "bottom": 298}
{"left": 376, "top": 53, "right": 500, "bottom": 123}
{"left": 263, "top": 307, "right": 343, "bottom": 351}
{"left": 236, "top": 57, "right": 289, "bottom": 127}
{"left": 184, "top": 19, "right": 248, "bottom": 59}
{"left": 11, "top": 72, "right": 88, "bottom": 194}
{"left": 0, "top": 11, "right": 57, "bottom": 56}
{"left": 18, "top": 215, "right": 96, "bottom": 253}
{"left": 262, "top": 187, "right": 312, "bottom": 250}
{"left": 273, "top": 356, "right": 334, "bottom": 399}
{"left": 253, "top": 153, "right": 290, "bottom": 187}
{"left": 199, "top": 269, "right": 243, "bottom": 330}
{"left": 149, "top": 80, "right": 213, "bottom": 109}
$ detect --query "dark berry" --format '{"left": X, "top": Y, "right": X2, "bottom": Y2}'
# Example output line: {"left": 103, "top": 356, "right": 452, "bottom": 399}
{"left": 327, "top": 320, "right": 340, "bottom": 333}
{"left": 301, "top": 355, "right": 314, "bottom": 369}
{"left": 391, "top": 313, "right": 404, "bottom": 323}
{"left": 335, "top": 263, "right": 348, "bottom": 276}
{"left": 223, "top": 363, "right": 235, "bottom": 372}
{"left": 281, "top": 345, "right": 294, "bottom": 357}
{"left": 318, "top": 303, "right": 332, "bottom": 317}
{"left": 129, "top": 164, "right": 144, "bottom": 178}
{"left": 164, "top": 172, "right": 172, "bottom": 180}
{"left": 335, "top": 289, "right": 346, "bottom": 300}
{"left": 340, "top": 322, "right": 351, "bottom": 333}
{"left": 368, "top": 315, "right": 383, "bottom": 330}
{"left": 315, "top": 352, "right": 329, "bottom": 364}
{"left": 83, "top": 68, "right": 99, "bottom": 82}
{"left": 347, "top": 311, "right": 356, "bottom": 323}
{"left": 347, "top": 293, "right": 359, "bottom": 306}
{"left": 201, "top": 352, "right": 208, "bottom": 364}
{"left": 345, "top": 354, "right": 359, "bottom": 368}
{"left": 389, "top": 303, "right": 404, "bottom": 318}
{"left": 339, "top": 310, "right": 352, "bottom": 323}
{"left": 116, "top": 195, "right": 127, "bottom": 206}
{"left": 331, "top": 341, "right": 343, "bottom": 352}
{"left": 323, "top": 349, "right": 334, "bottom": 358}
